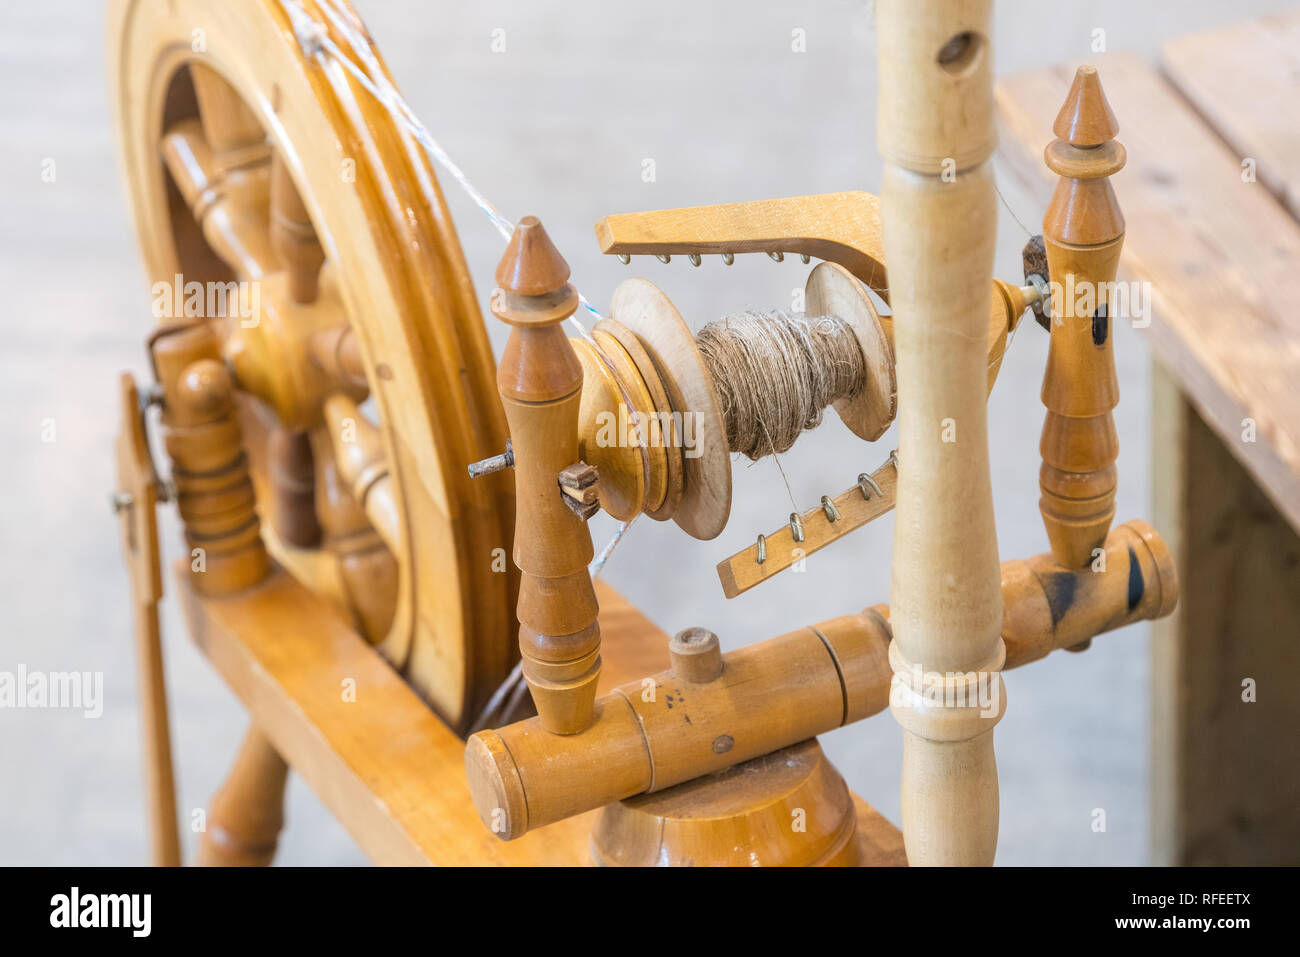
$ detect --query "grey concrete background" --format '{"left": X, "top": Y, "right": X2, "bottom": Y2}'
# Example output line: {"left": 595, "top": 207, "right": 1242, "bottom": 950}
{"left": 1, "top": 0, "right": 1290, "bottom": 866}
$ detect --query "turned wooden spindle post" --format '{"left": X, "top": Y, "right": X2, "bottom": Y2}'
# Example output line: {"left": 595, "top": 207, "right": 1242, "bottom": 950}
{"left": 150, "top": 321, "right": 270, "bottom": 595}
{"left": 493, "top": 217, "right": 601, "bottom": 735}
{"left": 877, "top": 0, "right": 1006, "bottom": 865}
{"left": 264, "top": 152, "right": 324, "bottom": 548}
{"left": 150, "top": 320, "right": 289, "bottom": 865}
{"left": 1039, "top": 66, "right": 1125, "bottom": 568}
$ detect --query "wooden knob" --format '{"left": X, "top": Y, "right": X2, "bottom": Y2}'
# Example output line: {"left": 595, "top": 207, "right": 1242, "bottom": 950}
{"left": 174, "top": 357, "right": 234, "bottom": 423}
{"left": 669, "top": 627, "right": 723, "bottom": 683}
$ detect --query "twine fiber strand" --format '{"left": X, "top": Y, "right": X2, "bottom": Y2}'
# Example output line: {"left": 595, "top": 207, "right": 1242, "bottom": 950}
{"left": 697, "top": 311, "right": 866, "bottom": 461}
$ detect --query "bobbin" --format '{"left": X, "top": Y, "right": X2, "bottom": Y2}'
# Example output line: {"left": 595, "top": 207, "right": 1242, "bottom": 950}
{"left": 577, "top": 262, "right": 896, "bottom": 541}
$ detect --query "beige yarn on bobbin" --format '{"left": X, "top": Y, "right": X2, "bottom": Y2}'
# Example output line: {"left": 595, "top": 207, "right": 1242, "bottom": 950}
{"left": 696, "top": 310, "right": 866, "bottom": 461}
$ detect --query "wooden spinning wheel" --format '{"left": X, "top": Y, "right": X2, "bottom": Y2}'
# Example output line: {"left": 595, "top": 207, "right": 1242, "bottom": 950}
{"left": 109, "top": 0, "right": 518, "bottom": 731}
{"left": 107, "top": 0, "right": 1183, "bottom": 868}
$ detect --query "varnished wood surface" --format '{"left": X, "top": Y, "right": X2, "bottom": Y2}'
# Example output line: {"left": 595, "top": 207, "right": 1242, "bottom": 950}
{"left": 1037, "top": 67, "right": 1124, "bottom": 570}
{"left": 879, "top": 0, "right": 1006, "bottom": 867}
{"left": 1162, "top": 9, "right": 1300, "bottom": 221}
{"left": 592, "top": 740, "right": 866, "bottom": 867}
{"left": 10, "top": 0, "right": 1259, "bottom": 867}
{"left": 1152, "top": 16, "right": 1300, "bottom": 863}
{"left": 998, "top": 51, "right": 1300, "bottom": 535}
{"left": 175, "top": 561, "right": 904, "bottom": 865}
{"left": 998, "top": 30, "right": 1300, "bottom": 866}
{"left": 110, "top": 0, "right": 519, "bottom": 731}
{"left": 196, "top": 726, "right": 289, "bottom": 866}
{"left": 474, "top": 521, "right": 1175, "bottom": 842}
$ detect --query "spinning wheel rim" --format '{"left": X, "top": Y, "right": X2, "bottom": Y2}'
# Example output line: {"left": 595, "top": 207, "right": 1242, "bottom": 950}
{"left": 110, "top": 0, "right": 517, "bottom": 730}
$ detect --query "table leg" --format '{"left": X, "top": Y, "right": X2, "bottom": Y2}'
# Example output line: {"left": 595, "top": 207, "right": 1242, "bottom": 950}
{"left": 1151, "top": 360, "right": 1300, "bottom": 864}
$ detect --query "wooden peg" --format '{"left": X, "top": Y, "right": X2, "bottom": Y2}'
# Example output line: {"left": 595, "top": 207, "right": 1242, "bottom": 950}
{"left": 669, "top": 627, "right": 724, "bottom": 683}
{"left": 492, "top": 217, "right": 601, "bottom": 735}
{"left": 1038, "top": 66, "right": 1126, "bottom": 568}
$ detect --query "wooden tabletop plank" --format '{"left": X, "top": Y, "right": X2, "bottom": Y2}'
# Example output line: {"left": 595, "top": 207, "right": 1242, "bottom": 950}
{"left": 997, "top": 52, "right": 1300, "bottom": 533}
{"left": 1162, "top": 9, "right": 1300, "bottom": 220}
{"left": 177, "top": 564, "right": 903, "bottom": 865}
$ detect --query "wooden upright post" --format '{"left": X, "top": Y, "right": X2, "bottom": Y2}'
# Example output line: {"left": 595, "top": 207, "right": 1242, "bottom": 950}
{"left": 877, "top": 0, "right": 1006, "bottom": 865}
{"left": 492, "top": 218, "right": 601, "bottom": 734}
{"left": 151, "top": 320, "right": 286, "bottom": 865}
{"left": 1039, "top": 67, "right": 1125, "bottom": 568}
{"left": 150, "top": 321, "right": 270, "bottom": 595}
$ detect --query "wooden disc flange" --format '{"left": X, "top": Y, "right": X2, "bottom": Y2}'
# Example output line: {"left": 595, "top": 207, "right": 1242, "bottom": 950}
{"left": 803, "top": 262, "right": 897, "bottom": 441}
{"left": 609, "top": 278, "right": 733, "bottom": 541}
{"left": 570, "top": 336, "right": 650, "bottom": 521}
{"left": 589, "top": 738, "right": 862, "bottom": 867}
{"left": 592, "top": 320, "right": 683, "bottom": 521}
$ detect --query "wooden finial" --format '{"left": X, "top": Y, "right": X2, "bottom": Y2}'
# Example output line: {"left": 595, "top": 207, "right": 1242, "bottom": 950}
{"left": 1052, "top": 65, "right": 1120, "bottom": 147}
{"left": 1039, "top": 66, "right": 1126, "bottom": 568}
{"left": 492, "top": 217, "right": 600, "bottom": 735}
{"left": 495, "top": 215, "right": 572, "bottom": 297}
{"left": 1043, "top": 67, "right": 1126, "bottom": 246}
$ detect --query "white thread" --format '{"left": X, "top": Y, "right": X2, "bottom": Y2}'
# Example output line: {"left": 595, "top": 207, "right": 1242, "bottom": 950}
{"left": 279, "top": 0, "right": 632, "bottom": 573}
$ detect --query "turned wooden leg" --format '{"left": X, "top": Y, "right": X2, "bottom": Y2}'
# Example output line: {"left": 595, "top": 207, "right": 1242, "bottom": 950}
{"left": 197, "top": 726, "right": 289, "bottom": 866}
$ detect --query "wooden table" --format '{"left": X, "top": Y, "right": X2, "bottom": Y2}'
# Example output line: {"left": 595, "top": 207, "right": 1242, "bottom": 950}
{"left": 998, "top": 10, "right": 1300, "bottom": 865}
